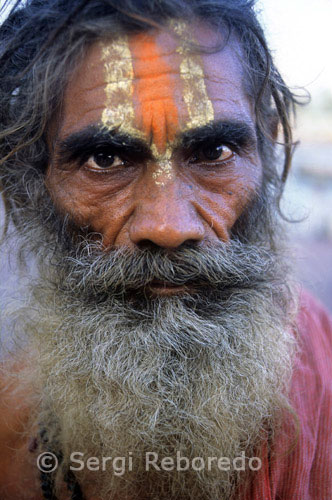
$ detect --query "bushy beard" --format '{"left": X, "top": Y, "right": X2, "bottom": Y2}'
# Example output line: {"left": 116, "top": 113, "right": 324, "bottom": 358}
{"left": 21, "top": 235, "right": 296, "bottom": 500}
{"left": 2, "top": 177, "right": 297, "bottom": 499}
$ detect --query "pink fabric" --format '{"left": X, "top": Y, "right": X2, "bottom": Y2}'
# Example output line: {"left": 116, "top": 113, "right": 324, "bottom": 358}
{"left": 240, "top": 290, "right": 332, "bottom": 499}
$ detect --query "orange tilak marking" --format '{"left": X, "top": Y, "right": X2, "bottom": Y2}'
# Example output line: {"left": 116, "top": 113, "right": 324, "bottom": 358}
{"left": 128, "top": 33, "right": 179, "bottom": 154}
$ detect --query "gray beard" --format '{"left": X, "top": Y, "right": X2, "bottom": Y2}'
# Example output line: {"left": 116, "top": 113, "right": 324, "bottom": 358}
{"left": 20, "top": 237, "right": 298, "bottom": 500}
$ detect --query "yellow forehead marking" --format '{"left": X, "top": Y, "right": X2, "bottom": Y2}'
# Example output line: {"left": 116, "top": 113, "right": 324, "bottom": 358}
{"left": 101, "top": 37, "right": 174, "bottom": 187}
{"left": 172, "top": 21, "right": 214, "bottom": 130}
{"left": 101, "top": 39, "right": 142, "bottom": 138}
{"left": 151, "top": 144, "right": 174, "bottom": 187}
{"left": 101, "top": 26, "right": 215, "bottom": 188}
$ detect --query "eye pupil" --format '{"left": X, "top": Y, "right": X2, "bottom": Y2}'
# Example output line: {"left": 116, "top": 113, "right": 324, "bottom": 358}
{"left": 203, "top": 145, "right": 224, "bottom": 161}
{"left": 94, "top": 151, "right": 115, "bottom": 168}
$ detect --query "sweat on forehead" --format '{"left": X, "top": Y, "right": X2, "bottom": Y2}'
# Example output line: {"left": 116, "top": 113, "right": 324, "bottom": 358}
{"left": 60, "top": 22, "right": 249, "bottom": 153}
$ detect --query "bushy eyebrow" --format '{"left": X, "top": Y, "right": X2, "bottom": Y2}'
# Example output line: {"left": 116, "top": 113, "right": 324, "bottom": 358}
{"left": 54, "top": 120, "right": 257, "bottom": 166}
{"left": 180, "top": 120, "right": 257, "bottom": 153}
{"left": 55, "top": 125, "right": 151, "bottom": 165}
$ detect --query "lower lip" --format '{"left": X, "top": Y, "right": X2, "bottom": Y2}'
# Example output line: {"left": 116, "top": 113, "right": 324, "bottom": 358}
{"left": 147, "top": 283, "right": 189, "bottom": 296}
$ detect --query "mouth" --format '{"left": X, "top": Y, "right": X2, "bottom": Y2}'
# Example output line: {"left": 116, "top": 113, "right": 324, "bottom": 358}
{"left": 147, "top": 279, "right": 191, "bottom": 296}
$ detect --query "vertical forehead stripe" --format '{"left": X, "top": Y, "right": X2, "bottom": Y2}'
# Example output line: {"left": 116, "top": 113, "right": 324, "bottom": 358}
{"left": 128, "top": 33, "right": 179, "bottom": 154}
{"left": 173, "top": 21, "right": 214, "bottom": 130}
{"left": 101, "top": 38, "right": 139, "bottom": 137}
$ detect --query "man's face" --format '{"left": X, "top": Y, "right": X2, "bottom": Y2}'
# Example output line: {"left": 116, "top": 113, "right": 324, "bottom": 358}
{"left": 19, "top": 23, "right": 297, "bottom": 500}
{"left": 46, "top": 23, "right": 262, "bottom": 267}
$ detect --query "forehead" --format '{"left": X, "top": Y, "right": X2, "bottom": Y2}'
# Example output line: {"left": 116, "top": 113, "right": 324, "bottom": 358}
{"left": 59, "top": 22, "right": 254, "bottom": 147}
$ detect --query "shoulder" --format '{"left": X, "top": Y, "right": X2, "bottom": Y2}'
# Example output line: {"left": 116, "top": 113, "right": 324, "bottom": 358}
{"left": 297, "top": 288, "right": 332, "bottom": 341}
{"left": 273, "top": 289, "right": 332, "bottom": 499}
{"left": 290, "top": 288, "right": 332, "bottom": 433}
{"left": 294, "top": 288, "right": 332, "bottom": 381}
{"left": 245, "top": 291, "right": 332, "bottom": 500}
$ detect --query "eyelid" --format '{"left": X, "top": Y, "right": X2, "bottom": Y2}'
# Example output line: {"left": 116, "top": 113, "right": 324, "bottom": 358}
{"left": 84, "top": 153, "right": 125, "bottom": 172}
{"left": 60, "top": 142, "right": 117, "bottom": 164}
{"left": 189, "top": 143, "right": 235, "bottom": 164}
{"left": 76, "top": 145, "right": 149, "bottom": 169}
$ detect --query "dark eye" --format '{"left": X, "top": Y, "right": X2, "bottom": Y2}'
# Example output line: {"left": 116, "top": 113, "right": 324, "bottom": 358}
{"left": 190, "top": 144, "right": 234, "bottom": 164}
{"left": 201, "top": 144, "right": 233, "bottom": 162}
{"left": 85, "top": 151, "right": 124, "bottom": 171}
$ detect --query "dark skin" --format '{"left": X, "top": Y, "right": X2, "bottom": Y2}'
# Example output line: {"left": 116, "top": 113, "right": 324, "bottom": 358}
{"left": 0, "top": 23, "right": 264, "bottom": 499}
{"left": 46, "top": 26, "right": 262, "bottom": 283}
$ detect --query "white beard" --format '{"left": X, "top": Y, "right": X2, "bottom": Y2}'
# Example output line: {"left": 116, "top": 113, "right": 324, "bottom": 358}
{"left": 20, "top": 240, "right": 298, "bottom": 500}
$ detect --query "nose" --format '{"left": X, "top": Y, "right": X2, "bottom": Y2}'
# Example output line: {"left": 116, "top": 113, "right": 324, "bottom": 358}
{"left": 129, "top": 181, "right": 205, "bottom": 249}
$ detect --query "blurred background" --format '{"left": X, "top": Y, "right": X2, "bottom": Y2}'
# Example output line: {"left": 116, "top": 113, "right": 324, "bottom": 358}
{"left": 1, "top": 0, "right": 332, "bottom": 312}
{"left": 257, "top": 0, "right": 332, "bottom": 311}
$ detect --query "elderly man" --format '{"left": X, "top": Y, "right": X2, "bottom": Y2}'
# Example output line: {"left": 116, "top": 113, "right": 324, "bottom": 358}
{"left": 0, "top": 0, "right": 331, "bottom": 499}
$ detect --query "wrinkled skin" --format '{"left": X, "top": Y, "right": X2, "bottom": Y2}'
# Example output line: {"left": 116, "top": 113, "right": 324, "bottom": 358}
{"left": 0, "top": 22, "right": 269, "bottom": 500}
{"left": 46, "top": 24, "right": 262, "bottom": 261}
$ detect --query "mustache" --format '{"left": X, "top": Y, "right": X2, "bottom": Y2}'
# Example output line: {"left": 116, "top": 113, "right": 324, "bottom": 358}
{"left": 56, "top": 239, "right": 279, "bottom": 297}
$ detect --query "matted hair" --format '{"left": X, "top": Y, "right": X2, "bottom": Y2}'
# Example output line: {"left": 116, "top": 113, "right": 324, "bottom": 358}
{"left": 0, "top": 0, "right": 299, "bottom": 233}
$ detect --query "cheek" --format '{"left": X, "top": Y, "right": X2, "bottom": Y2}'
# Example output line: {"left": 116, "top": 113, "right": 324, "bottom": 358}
{"left": 45, "top": 169, "right": 84, "bottom": 222}
{"left": 45, "top": 153, "right": 262, "bottom": 247}
{"left": 45, "top": 167, "right": 135, "bottom": 240}
{"left": 189, "top": 158, "right": 262, "bottom": 238}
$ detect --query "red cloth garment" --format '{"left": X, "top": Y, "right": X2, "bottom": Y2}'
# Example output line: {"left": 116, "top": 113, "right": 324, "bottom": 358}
{"left": 240, "top": 290, "right": 332, "bottom": 500}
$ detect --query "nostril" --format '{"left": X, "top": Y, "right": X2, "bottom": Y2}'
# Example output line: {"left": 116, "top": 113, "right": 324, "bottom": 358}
{"left": 136, "top": 239, "right": 200, "bottom": 252}
{"left": 136, "top": 240, "right": 162, "bottom": 251}
{"left": 129, "top": 205, "right": 206, "bottom": 249}
{"left": 180, "top": 239, "right": 202, "bottom": 248}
